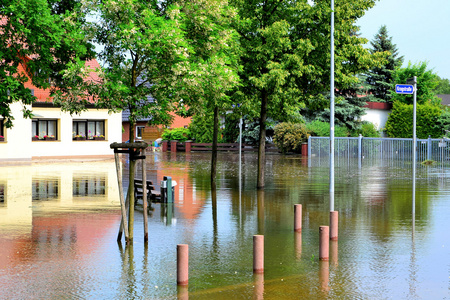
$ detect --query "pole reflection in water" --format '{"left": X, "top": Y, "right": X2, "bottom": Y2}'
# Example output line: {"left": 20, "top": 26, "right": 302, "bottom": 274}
{"left": 161, "top": 203, "right": 175, "bottom": 226}
{"left": 253, "top": 273, "right": 264, "bottom": 300}
{"left": 295, "top": 232, "right": 302, "bottom": 260}
{"left": 319, "top": 260, "right": 330, "bottom": 294}
{"left": 257, "top": 189, "right": 265, "bottom": 234}
{"left": 330, "top": 240, "right": 338, "bottom": 267}
{"left": 177, "top": 285, "right": 189, "bottom": 300}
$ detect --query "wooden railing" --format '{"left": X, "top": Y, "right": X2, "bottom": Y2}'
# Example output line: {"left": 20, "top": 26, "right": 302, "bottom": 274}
{"left": 161, "top": 141, "right": 279, "bottom": 153}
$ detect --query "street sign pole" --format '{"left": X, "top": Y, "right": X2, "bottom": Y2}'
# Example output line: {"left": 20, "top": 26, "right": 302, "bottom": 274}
{"left": 412, "top": 76, "right": 417, "bottom": 225}
{"left": 329, "top": 0, "right": 335, "bottom": 213}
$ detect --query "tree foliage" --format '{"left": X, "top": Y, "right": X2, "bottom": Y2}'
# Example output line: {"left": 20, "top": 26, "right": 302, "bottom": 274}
{"left": 390, "top": 61, "right": 440, "bottom": 105}
{"left": 366, "top": 25, "right": 403, "bottom": 102}
{"left": 433, "top": 76, "right": 450, "bottom": 95}
{"left": 230, "top": 0, "right": 385, "bottom": 187}
{"left": 0, "top": 0, "right": 94, "bottom": 127}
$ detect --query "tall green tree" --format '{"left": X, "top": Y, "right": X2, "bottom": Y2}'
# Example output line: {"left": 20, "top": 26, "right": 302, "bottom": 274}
{"left": 433, "top": 76, "right": 450, "bottom": 95}
{"left": 390, "top": 61, "right": 440, "bottom": 105}
{"left": 174, "top": 0, "right": 240, "bottom": 188}
{"left": 0, "top": 0, "right": 93, "bottom": 128}
{"left": 230, "top": 0, "right": 384, "bottom": 188}
{"left": 55, "top": 0, "right": 190, "bottom": 140}
{"left": 366, "top": 25, "right": 403, "bottom": 102}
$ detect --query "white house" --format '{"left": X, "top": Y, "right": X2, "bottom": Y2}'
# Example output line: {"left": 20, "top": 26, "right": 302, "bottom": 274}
{"left": 0, "top": 60, "right": 122, "bottom": 162}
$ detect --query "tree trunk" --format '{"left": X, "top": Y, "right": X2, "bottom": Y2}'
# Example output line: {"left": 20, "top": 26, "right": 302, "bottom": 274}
{"left": 257, "top": 90, "right": 268, "bottom": 189}
{"left": 211, "top": 105, "right": 219, "bottom": 189}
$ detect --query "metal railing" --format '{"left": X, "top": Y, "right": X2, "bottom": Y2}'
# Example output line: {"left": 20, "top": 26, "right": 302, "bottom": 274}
{"left": 308, "top": 136, "right": 450, "bottom": 166}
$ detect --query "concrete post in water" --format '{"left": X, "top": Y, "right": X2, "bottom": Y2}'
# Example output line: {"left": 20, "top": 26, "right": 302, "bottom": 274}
{"left": 319, "top": 226, "right": 329, "bottom": 261}
{"left": 330, "top": 211, "right": 338, "bottom": 241}
{"left": 294, "top": 204, "right": 302, "bottom": 232}
{"left": 253, "top": 235, "right": 264, "bottom": 273}
{"left": 177, "top": 244, "right": 189, "bottom": 286}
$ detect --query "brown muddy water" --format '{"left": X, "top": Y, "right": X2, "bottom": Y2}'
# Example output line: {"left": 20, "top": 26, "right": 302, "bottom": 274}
{"left": 0, "top": 153, "right": 449, "bottom": 299}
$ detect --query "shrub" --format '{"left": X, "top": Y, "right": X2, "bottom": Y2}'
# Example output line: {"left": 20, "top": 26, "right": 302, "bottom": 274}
{"left": 306, "top": 120, "right": 349, "bottom": 137}
{"left": 385, "top": 101, "right": 442, "bottom": 138}
{"left": 273, "top": 122, "right": 309, "bottom": 153}
{"left": 352, "top": 121, "right": 381, "bottom": 137}
{"left": 161, "top": 127, "right": 191, "bottom": 142}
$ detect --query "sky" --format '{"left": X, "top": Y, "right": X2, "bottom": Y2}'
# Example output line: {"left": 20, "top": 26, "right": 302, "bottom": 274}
{"left": 356, "top": 0, "right": 450, "bottom": 79}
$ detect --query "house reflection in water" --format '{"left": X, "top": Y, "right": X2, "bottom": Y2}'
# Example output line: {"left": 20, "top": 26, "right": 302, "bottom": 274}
{"left": 0, "top": 161, "right": 120, "bottom": 234}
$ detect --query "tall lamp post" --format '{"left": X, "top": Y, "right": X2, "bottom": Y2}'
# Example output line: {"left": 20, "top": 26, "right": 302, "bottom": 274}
{"left": 329, "top": 0, "right": 335, "bottom": 213}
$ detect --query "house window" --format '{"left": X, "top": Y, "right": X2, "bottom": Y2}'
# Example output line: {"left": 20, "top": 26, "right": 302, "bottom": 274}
{"left": 136, "top": 126, "right": 145, "bottom": 139}
{"left": 73, "top": 120, "right": 105, "bottom": 140}
{"left": 32, "top": 119, "right": 57, "bottom": 140}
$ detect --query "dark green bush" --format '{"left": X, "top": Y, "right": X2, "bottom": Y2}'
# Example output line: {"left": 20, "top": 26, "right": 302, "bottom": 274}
{"left": 306, "top": 120, "right": 349, "bottom": 137}
{"left": 161, "top": 127, "right": 191, "bottom": 142}
{"left": 273, "top": 122, "right": 309, "bottom": 153}
{"left": 385, "top": 101, "right": 442, "bottom": 138}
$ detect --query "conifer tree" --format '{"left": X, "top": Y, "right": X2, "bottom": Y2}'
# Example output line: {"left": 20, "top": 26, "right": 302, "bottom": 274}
{"left": 366, "top": 25, "right": 403, "bottom": 102}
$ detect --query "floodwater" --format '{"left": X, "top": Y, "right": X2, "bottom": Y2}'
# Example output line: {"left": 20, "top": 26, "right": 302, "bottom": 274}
{"left": 0, "top": 153, "right": 449, "bottom": 299}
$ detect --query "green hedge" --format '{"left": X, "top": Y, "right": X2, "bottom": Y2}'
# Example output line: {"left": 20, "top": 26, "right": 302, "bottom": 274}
{"left": 161, "top": 127, "right": 191, "bottom": 142}
{"left": 385, "top": 101, "right": 442, "bottom": 138}
{"left": 306, "top": 120, "right": 349, "bottom": 137}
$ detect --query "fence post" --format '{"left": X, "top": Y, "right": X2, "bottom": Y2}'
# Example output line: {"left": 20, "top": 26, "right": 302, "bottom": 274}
{"left": 427, "top": 136, "right": 432, "bottom": 160}
{"left": 308, "top": 135, "right": 311, "bottom": 157}
{"left": 358, "top": 134, "right": 362, "bottom": 168}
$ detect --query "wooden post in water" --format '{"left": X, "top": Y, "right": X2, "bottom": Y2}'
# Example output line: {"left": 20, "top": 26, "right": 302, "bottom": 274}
{"left": 142, "top": 158, "right": 148, "bottom": 242}
{"left": 111, "top": 142, "right": 148, "bottom": 244}
{"left": 114, "top": 152, "right": 129, "bottom": 244}
{"left": 117, "top": 189, "right": 130, "bottom": 242}
{"left": 128, "top": 159, "right": 136, "bottom": 242}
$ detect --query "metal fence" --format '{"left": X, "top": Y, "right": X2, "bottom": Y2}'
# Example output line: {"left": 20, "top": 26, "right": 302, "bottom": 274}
{"left": 308, "top": 136, "right": 450, "bottom": 166}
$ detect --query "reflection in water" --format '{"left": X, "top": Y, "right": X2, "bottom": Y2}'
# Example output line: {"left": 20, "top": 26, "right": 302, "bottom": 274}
{"left": 1, "top": 155, "right": 450, "bottom": 299}
{"left": 73, "top": 173, "right": 106, "bottom": 197}
{"left": 330, "top": 240, "right": 338, "bottom": 267}
{"left": 294, "top": 232, "right": 302, "bottom": 260}
{"left": 319, "top": 260, "right": 330, "bottom": 294}
{"left": 32, "top": 177, "right": 59, "bottom": 200}
{"left": 257, "top": 189, "right": 264, "bottom": 234}
{"left": 253, "top": 273, "right": 264, "bottom": 300}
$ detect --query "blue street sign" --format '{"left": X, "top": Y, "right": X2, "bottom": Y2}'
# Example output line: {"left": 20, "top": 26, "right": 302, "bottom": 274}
{"left": 395, "top": 84, "right": 414, "bottom": 94}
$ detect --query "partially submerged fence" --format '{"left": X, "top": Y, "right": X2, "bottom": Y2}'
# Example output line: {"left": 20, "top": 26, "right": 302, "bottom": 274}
{"left": 162, "top": 141, "right": 279, "bottom": 153}
{"left": 308, "top": 136, "right": 450, "bottom": 165}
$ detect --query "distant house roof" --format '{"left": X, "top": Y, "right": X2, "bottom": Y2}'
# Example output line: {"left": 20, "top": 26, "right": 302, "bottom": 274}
{"left": 437, "top": 94, "right": 450, "bottom": 106}
{"left": 121, "top": 109, "right": 152, "bottom": 122}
